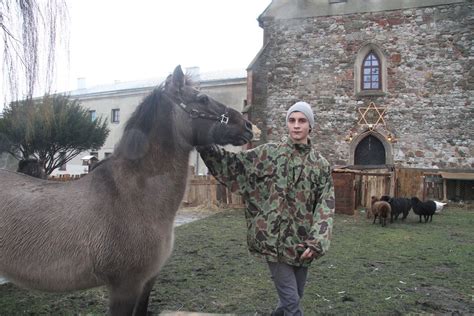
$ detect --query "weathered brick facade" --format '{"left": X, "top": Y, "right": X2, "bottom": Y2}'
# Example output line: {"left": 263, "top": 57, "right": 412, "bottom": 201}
{"left": 248, "top": 0, "right": 473, "bottom": 170}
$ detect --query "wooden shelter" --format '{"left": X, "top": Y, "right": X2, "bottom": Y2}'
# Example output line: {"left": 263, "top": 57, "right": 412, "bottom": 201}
{"left": 333, "top": 167, "right": 474, "bottom": 215}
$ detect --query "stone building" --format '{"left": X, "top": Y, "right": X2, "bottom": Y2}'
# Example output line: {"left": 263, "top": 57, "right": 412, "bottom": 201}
{"left": 247, "top": 0, "right": 473, "bottom": 171}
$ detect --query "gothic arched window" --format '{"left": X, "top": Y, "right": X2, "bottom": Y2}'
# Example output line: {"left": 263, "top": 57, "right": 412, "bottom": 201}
{"left": 362, "top": 52, "right": 381, "bottom": 91}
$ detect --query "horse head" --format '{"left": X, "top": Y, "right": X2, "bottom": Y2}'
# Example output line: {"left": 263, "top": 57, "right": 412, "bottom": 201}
{"left": 164, "top": 65, "right": 253, "bottom": 147}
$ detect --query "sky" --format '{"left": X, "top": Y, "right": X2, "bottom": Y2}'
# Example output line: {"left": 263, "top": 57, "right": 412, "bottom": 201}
{"left": 1, "top": 0, "right": 270, "bottom": 112}
{"left": 55, "top": 0, "right": 270, "bottom": 92}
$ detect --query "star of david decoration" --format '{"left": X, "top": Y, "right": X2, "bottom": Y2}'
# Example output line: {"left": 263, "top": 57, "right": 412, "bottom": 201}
{"left": 357, "top": 102, "right": 386, "bottom": 130}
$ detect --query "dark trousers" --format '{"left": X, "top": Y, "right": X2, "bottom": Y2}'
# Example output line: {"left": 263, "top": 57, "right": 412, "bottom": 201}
{"left": 267, "top": 261, "right": 309, "bottom": 316}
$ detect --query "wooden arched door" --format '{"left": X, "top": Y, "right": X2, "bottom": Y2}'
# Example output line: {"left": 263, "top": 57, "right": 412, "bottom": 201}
{"left": 354, "top": 134, "right": 386, "bottom": 165}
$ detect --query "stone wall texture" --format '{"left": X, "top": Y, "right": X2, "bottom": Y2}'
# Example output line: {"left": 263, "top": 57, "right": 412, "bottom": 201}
{"left": 249, "top": 1, "right": 473, "bottom": 170}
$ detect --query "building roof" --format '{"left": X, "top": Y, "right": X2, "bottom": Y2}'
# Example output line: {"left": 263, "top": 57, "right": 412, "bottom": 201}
{"left": 65, "top": 69, "right": 247, "bottom": 99}
{"left": 258, "top": 0, "right": 466, "bottom": 20}
{"left": 440, "top": 172, "right": 474, "bottom": 180}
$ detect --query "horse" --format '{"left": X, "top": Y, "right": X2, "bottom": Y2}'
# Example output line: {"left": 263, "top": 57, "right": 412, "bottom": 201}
{"left": 0, "top": 65, "right": 253, "bottom": 315}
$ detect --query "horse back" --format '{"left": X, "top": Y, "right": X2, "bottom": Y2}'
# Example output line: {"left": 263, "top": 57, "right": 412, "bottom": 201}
{"left": 0, "top": 168, "right": 176, "bottom": 292}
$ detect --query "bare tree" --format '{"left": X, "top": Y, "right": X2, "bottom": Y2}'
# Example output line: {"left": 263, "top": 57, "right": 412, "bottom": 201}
{"left": 0, "top": 0, "right": 69, "bottom": 103}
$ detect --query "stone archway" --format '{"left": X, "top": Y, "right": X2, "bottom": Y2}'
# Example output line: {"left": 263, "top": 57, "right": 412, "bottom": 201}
{"left": 349, "top": 131, "right": 393, "bottom": 166}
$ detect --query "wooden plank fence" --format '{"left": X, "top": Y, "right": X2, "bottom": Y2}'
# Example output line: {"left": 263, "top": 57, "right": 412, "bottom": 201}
{"left": 395, "top": 168, "right": 424, "bottom": 199}
{"left": 49, "top": 172, "right": 245, "bottom": 209}
{"left": 332, "top": 167, "right": 451, "bottom": 215}
{"left": 333, "top": 168, "right": 392, "bottom": 215}
{"left": 49, "top": 174, "right": 85, "bottom": 181}
{"left": 182, "top": 175, "right": 244, "bottom": 209}
{"left": 48, "top": 166, "right": 463, "bottom": 213}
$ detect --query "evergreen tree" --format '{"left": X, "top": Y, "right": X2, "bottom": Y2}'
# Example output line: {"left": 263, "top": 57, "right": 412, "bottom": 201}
{"left": 0, "top": 94, "right": 109, "bottom": 175}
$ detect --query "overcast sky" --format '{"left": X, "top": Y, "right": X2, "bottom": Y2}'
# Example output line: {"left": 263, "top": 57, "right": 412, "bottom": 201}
{"left": 55, "top": 0, "right": 270, "bottom": 92}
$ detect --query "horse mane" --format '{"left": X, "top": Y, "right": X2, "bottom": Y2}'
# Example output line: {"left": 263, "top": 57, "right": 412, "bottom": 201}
{"left": 124, "top": 85, "right": 168, "bottom": 135}
{"left": 114, "top": 85, "right": 175, "bottom": 161}
{"left": 115, "top": 74, "right": 197, "bottom": 161}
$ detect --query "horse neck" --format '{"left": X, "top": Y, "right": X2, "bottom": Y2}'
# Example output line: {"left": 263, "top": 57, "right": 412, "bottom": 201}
{"left": 91, "top": 142, "right": 192, "bottom": 213}
{"left": 118, "top": 139, "right": 192, "bottom": 179}
{"left": 144, "top": 141, "right": 191, "bottom": 175}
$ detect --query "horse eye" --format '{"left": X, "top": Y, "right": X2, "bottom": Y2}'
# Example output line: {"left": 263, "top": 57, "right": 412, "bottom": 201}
{"left": 197, "top": 94, "right": 209, "bottom": 104}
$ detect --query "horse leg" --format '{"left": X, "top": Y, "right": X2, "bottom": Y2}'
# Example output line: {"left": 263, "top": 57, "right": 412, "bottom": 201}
{"left": 134, "top": 276, "right": 157, "bottom": 316}
{"left": 108, "top": 282, "right": 142, "bottom": 316}
{"left": 372, "top": 214, "right": 377, "bottom": 224}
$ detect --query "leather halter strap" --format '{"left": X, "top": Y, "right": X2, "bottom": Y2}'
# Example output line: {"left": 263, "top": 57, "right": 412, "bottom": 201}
{"left": 177, "top": 102, "right": 229, "bottom": 124}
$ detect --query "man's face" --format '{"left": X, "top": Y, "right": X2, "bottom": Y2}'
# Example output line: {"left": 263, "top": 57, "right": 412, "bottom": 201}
{"left": 287, "top": 111, "right": 311, "bottom": 144}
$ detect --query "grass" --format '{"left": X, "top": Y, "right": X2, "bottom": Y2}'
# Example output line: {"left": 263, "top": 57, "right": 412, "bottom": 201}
{"left": 1, "top": 205, "right": 473, "bottom": 315}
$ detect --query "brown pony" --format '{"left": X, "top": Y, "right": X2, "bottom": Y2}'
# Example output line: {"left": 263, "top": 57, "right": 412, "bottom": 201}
{"left": 0, "top": 65, "right": 253, "bottom": 315}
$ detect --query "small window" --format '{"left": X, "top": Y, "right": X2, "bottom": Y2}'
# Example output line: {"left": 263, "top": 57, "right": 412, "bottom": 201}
{"left": 104, "top": 152, "right": 112, "bottom": 159}
{"left": 362, "top": 52, "right": 381, "bottom": 90}
{"left": 89, "top": 110, "right": 96, "bottom": 121}
{"left": 111, "top": 109, "right": 120, "bottom": 123}
{"left": 59, "top": 152, "right": 66, "bottom": 171}
{"left": 329, "top": 0, "right": 347, "bottom": 3}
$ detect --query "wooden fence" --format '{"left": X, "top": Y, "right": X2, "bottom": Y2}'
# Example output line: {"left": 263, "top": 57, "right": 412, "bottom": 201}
{"left": 49, "top": 174, "right": 85, "bottom": 181}
{"left": 48, "top": 166, "right": 468, "bottom": 213}
{"left": 333, "top": 166, "right": 461, "bottom": 215}
{"left": 182, "top": 175, "right": 244, "bottom": 209}
{"left": 395, "top": 168, "right": 424, "bottom": 199}
{"left": 49, "top": 172, "right": 244, "bottom": 209}
{"left": 333, "top": 168, "right": 393, "bottom": 215}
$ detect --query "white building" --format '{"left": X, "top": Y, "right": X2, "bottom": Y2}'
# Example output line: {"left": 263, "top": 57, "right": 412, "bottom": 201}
{"left": 54, "top": 68, "right": 248, "bottom": 176}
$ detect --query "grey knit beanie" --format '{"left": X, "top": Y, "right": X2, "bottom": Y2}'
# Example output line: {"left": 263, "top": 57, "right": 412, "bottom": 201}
{"left": 286, "top": 101, "right": 314, "bottom": 128}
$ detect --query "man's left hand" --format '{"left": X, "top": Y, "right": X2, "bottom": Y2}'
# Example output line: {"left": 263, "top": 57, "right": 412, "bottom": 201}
{"left": 297, "top": 243, "right": 315, "bottom": 260}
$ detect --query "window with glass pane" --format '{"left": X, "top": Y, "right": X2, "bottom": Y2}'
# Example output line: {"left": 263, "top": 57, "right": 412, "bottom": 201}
{"left": 89, "top": 110, "right": 96, "bottom": 121}
{"left": 111, "top": 109, "right": 120, "bottom": 123}
{"left": 362, "top": 52, "right": 381, "bottom": 90}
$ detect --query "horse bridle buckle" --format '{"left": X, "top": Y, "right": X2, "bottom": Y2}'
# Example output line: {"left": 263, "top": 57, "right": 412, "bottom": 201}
{"left": 220, "top": 114, "right": 229, "bottom": 124}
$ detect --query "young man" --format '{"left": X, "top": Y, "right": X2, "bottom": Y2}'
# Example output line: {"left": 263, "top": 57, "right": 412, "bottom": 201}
{"left": 198, "top": 101, "right": 335, "bottom": 315}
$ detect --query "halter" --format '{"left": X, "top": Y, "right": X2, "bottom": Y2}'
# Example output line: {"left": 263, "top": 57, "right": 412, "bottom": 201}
{"left": 177, "top": 102, "right": 229, "bottom": 124}
{"left": 160, "top": 86, "right": 230, "bottom": 125}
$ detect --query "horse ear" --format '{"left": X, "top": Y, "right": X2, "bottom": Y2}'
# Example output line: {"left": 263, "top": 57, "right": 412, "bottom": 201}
{"left": 171, "top": 65, "right": 185, "bottom": 90}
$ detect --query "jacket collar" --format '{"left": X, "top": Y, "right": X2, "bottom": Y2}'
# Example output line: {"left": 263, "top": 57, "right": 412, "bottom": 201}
{"left": 284, "top": 137, "right": 312, "bottom": 156}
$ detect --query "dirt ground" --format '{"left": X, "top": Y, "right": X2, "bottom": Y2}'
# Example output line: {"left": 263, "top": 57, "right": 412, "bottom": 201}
{"left": 174, "top": 206, "right": 223, "bottom": 227}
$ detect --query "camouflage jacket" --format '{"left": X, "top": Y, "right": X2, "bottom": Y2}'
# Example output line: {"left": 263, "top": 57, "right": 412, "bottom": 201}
{"left": 199, "top": 138, "right": 335, "bottom": 267}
